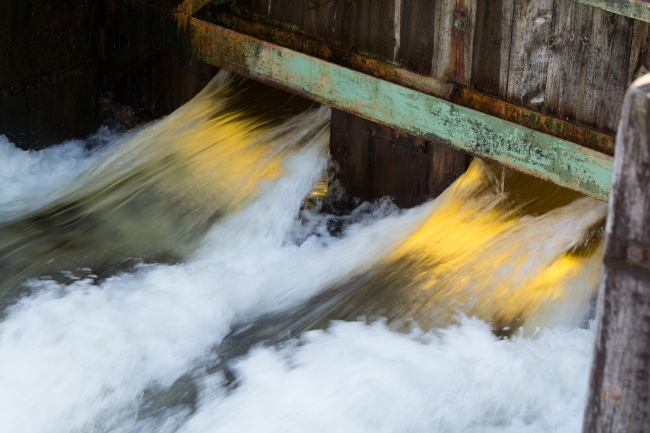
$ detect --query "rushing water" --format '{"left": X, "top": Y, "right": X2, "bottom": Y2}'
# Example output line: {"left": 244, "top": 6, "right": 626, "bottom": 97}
{"left": 0, "top": 71, "right": 606, "bottom": 432}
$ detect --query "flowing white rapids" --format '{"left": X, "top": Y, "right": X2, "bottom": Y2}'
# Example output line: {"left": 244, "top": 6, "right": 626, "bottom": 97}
{"left": 0, "top": 72, "right": 605, "bottom": 433}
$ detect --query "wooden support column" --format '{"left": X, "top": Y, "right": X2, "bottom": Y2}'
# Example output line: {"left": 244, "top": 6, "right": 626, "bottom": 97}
{"left": 429, "top": 0, "right": 474, "bottom": 197}
{"left": 330, "top": 109, "right": 436, "bottom": 208}
{"left": 329, "top": 0, "right": 470, "bottom": 206}
{"left": 583, "top": 74, "right": 650, "bottom": 432}
{"left": 330, "top": 108, "right": 470, "bottom": 207}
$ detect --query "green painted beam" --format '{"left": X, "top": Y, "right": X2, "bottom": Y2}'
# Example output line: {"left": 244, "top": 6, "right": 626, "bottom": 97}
{"left": 571, "top": 0, "right": 650, "bottom": 22}
{"left": 105, "top": 0, "right": 613, "bottom": 201}
{"left": 244, "top": 49, "right": 612, "bottom": 201}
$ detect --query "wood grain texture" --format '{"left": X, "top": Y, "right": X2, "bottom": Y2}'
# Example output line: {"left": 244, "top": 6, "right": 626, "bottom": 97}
{"left": 350, "top": 0, "right": 397, "bottom": 60}
{"left": 330, "top": 109, "right": 434, "bottom": 208}
{"left": 225, "top": 0, "right": 646, "bottom": 136}
{"left": 303, "top": 0, "right": 339, "bottom": 43}
{"left": 202, "top": 7, "right": 615, "bottom": 153}
{"left": 545, "top": 0, "right": 593, "bottom": 121}
{"left": 432, "top": 0, "right": 478, "bottom": 84}
{"left": 430, "top": 0, "right": 475, "bottom": 182}
{"left": 576, "top": 8, "right": 635, "bottom": 132}
{"left": 330, "top": 108, "right": 368, "bottom": 202}
{"left": 584, "top": 73, "right": 650, "bottom": 433}
{"left": 112, "top": 50, "right": 217, "bottom": 119}
{"left": 0, "top": 0, "right": 100, "bottom": 149}
{"left": 626, "top": 20, "right": 648, "bottom": 87}
{"left": 430, "top": 142, "right": 472, "bottom": 197}
{"left": 397, "top": 0, "right": 436, "bottom": 74}
{"left": 471, "top": 0, "right": 515, "bottom": 97}
{"left": 506, "top": 0, "right": 554, "bottom": 108}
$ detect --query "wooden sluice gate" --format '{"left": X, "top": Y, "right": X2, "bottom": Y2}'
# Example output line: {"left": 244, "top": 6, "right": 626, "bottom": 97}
{"left": 3, "top": 0, "right": 650, "bottom": 430}
{"left": 101, "top": 0, "right": 629, "bottom": 202}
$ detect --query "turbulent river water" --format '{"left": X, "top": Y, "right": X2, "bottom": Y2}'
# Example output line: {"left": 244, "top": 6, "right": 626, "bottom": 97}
{"left": 0, "top": 71, "right": 607, "bottom": 432}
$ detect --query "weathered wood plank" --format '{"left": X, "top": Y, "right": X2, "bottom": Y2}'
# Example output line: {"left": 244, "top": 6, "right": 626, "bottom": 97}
{"left": 350, "top": 0, "right": 396, "bottom": 61}
{"left": 576, "top": 8, "right": 635, "bottom": 132}
{"left": 105, "top": 0, "right": 614, "bottom": 200}
{"left": 331, "top": 109, "right": 434, "bottom": 207}
{"left": 0, "top": 0, "right": 100, "bottom": 149}
{"left": 583, "top": 73, "right": 650, "bottom": 433}
{"left": 430, "top": 0, "right": 474, "bottom": 195}
{"left": 392, "top": 0, "right": 402, "bottom": 62}
{"left": 226, "top": 0, "right": 633, "bottom": 138}
{"left": 430, "top": 140, "right": 471, "bottom": 197}
{"left": 545, "top": 0, "right": 593, "bottom": 122}
{"left": 258, "top": 0, "right": 398, "bottom": 62}
{"left": 111, "top": 50, "right": 218, "bottom": 118}
{"left": 507, "top": 0, "right": 554, "bottom": 108}
{"left": 330, "top": 109, "right": 368, "bottom": 201}
{"left": 572, "top": 0, "right": 650, "bottom": 23}
{"left": 264, "top": 0, "right": 295, "bottom": 27}
{"left": 397, "top": 0, "right": 436, "bottom": 74}
{"left": 303, "top": 0, "right": 338, "bottom": 44}
{"left": 471, "top": 0, "right": 515, "bottom": 98}
{"left": 432, "top": 0, "right": 478, "bottom": 85}
{"left": 626, "top": 20, "right": 648, "bottom": 87}
{"left": 202, "top": 9, "right": 615, "bottom": 154}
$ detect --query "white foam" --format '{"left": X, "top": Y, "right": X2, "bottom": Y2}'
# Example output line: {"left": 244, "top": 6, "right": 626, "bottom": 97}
{"left": 0, "top": 123, "right": 428, "bottom": 432}
{"left": 0, "top": 129, "right": 119, "bottom": 222}
{"left": 0, "top": 101, "right": 600, "bottom": 433}
{"left": 184, "top": 319, "right": 593, "bottom": 433}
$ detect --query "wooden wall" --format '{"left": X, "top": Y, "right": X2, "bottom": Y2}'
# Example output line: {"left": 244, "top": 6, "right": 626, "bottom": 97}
{"left": 100, "top": 35, "right": 218, "bottom": 120}
{"left": 229, "top": 0, "right": 649, "bottom": 136}
{"left": 0, "top": 0, "right": 100, "bottom": 149}
{"left": 100, "top": 2, "right": 219, "bottom": 120}
{"left": 330, "top": 109, "right": 470, "bottom": 207}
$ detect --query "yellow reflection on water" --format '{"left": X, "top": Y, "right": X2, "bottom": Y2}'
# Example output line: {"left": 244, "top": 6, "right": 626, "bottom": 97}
{"left": 0, "top": 71, "right": 329, "bottom": 304}
{"left": 323, "top": 159, "right": 606, "bottom": 334}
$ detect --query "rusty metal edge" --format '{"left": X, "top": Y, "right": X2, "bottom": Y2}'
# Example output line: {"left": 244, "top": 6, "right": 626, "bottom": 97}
{"left": 104, "top": 0, "right": 614, "bottom": 201}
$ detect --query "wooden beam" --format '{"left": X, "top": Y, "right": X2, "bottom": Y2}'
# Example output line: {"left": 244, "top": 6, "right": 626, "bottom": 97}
{"left": 583, "top": 73, "right": 650, "bottom": 432}
{"left": 104, "top": 0, "right": 614, "bottom": 201}
{"left": 204, "top": 11, "right": 614, "bottom": 156}
{"left": 571, "top": 0, "right": 650, "bottom": 22}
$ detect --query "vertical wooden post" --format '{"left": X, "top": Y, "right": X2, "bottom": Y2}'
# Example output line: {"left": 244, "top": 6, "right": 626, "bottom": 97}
{"left": 330, "top": 109, "right": 436, "bottom": 208}
{"left": 583, "top": 74, "right": 650, "bottom": 432}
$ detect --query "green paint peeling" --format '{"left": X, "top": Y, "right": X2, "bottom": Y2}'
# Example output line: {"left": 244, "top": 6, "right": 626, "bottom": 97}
{"left": 106, "top": 0, "right": 614, "bottom": 201}
{"left": 241, "top": 37, "right": 612, "bottom": 201}
{"left": 571, "top": 0, "right": 650, "bottom": 22}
